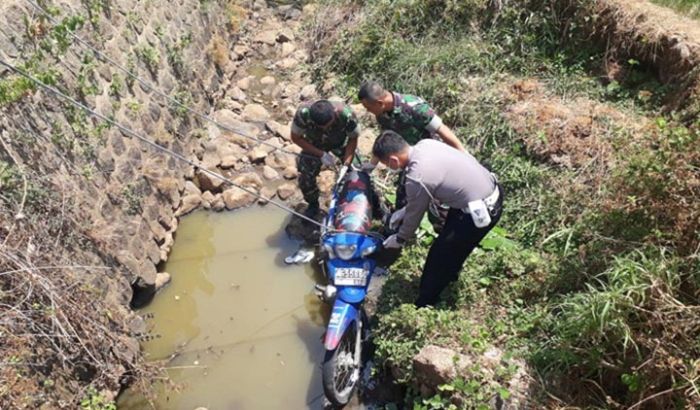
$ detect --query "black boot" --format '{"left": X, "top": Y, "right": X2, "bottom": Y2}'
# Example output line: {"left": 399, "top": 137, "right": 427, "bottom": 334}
{"left": 303, "top": 203, "right": 320, "bottom": 220}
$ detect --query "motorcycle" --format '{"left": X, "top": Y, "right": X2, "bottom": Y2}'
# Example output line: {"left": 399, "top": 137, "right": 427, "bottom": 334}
{"left": 315, "top": 165, "right": 384, "bottom": 407}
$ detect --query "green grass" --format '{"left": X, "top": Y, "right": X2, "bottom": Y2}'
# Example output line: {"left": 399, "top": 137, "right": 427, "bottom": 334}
{"left": 651, "top": 0, "right": 700, "bottom": 18}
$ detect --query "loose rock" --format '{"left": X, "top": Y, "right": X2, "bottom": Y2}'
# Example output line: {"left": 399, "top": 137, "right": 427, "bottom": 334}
{"left": 282, "top": 166, "right": 298, "bottom": 179}
{"left": 263, "top": 165, "right": 279, "bottom": 180}
{"left": 277, "top": 29, "right": 294, "bottom": 43}
{"left": 201, "top": 191, "right": 216, "bottom": 209}
{"left": 176, "top": 194, "right": 202, "bottom": 216}
{"left": 248, "top": 147, "right": 268, "bottom": 163}
{"left": 154, "top": 272, "right": 171, "bottom": 291}
{"left": 299, "top": 84, "right": 316, "bottom": 101}
{"left": 280, "top": 42, "right": 296, "bottom": 57}
{"left": 265, "top": 120, "right": 291, "bottom": 141}
{"left": 223, "top": 188, "right": 256, "bottom": 209}
{"left": 233, "top": 44, "right": 248, "bottom": 56}
{"left": 277, "top": 183, "right": 297, "bottom": 200}
{"left": 230, "top": 86, "right": 247, "bottom": 101}
{"left": 242, "top": 104, "right": 270, "bottom": 122}
{"left": 184, "top": 181, "right": 201, "bottom": 196}
{"left": 236, "top": 76, "right": 253, "bottom": 91}
{"left": 258, "top": 185, "right": 276, "bottom": 205}
{"left": 265, "top": 151, "right": 295, "bottom": 170}
{"left": 260, "top": 76, "right": 276, "bottom": 86}
{"left": 211, "top": 194, "right": 225, "bottom": 211}
{"left": 254, "top": 30, "right": 278, "bottom": 45}
{"left": 276, "top": 58, "right": 297, "bottom": 70}
{"left": 413, "top": 345, "right": 471, "bottom": 392}
{"left": 196, "top": 168, "right": 224, "bottom": 193}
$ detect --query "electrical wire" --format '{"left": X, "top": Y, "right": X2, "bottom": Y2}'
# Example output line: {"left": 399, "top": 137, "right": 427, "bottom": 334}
{"left": 0, "top": 57, "right": 327, "bottom": 228}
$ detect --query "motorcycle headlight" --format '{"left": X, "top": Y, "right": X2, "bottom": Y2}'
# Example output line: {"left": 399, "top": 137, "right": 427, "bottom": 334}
{"left": 361, "top": 245, "right": 376, "bottom": 257}
{"left": 334, "top": 244, "right": 357, "bottom": 260}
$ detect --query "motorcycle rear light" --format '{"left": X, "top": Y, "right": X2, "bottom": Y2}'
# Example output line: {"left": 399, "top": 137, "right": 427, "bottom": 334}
{"left": 335, "top": 244, "right": 357, "bottom": 260}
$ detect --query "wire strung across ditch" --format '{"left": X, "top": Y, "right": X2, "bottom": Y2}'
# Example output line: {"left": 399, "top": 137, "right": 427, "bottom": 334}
{"left": 0, "top": 58, "right": 327, "bottom": 228}
{"left": 23, "top": 0, "right": 312, "bottom": 160}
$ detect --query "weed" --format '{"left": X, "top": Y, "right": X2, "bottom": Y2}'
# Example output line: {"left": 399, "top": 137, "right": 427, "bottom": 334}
{"left": 169, "top": 88, "right": 192, "bottom": 121}
{"left": 83, "top": 0, "right": 109, "bottom": 27}
{"left": 108, "top": 74, "right": 123, "bottom": 97}
{"left": 125, "top": 54, "right": 136, "bottom": 88}
{"left": 125, "top": 100, "right": 142, "bottom": 113}
{"left": 135, "top": 45, "right": 160, "bottom": 76}
{"left": 122, "top": 184, "right": 142, "bottom": 215}
{"left": 166, "top": 34, "right": 192, "bottom": 77}
{"left": 77, "top": 54, "right": 99, "bottom": 98}
{"left": 80, "top": 387, "right": 116, "bottom": 410}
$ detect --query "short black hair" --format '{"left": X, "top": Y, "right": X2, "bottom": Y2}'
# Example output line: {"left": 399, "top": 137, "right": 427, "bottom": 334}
{"left": 372, "top": 130, "right": 408, "bottom": 160}
{"left": 309, "top": 100, "right": 335, "bottom": 126}
{"left": 358, "top": 81, "right": 385, "bottom": 102}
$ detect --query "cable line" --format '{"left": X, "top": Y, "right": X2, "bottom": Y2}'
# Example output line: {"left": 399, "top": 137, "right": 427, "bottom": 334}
{"left": 24, "top": 0, "right": 309, "bottom": 159}
{"left": 0, "top": 57, "right": 326, "bottom": 228}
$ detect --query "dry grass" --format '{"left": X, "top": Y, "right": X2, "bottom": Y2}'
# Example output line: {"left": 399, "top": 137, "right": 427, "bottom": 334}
{"left": 574, "top": 0, "right": 700, "bottom": 115}
{"left": 209, "top": 35, "right": 229, "bottom": 70}
{"left": 0, "top": 126, "right": 151, "bottom": 408}
{"left": 225, "top": 0, "right": 247, "bottom": 33}
{"left": 304, "top": 3, "right": 363, "bottom": 65}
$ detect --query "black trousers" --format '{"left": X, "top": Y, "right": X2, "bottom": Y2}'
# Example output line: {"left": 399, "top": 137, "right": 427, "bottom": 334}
{"left": 415, "top": 188, "right": 504, "bottom": 307}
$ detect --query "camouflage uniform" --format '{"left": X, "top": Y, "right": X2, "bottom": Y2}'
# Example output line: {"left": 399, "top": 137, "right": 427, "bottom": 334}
{"left": 376, "top": 92, "right": 443, "bottom": 145}
{"left": 292, "top": 101, "right": 360, "bottom": 208}
{"left": 376, "top": 92, "right": 444, "bottom": 210}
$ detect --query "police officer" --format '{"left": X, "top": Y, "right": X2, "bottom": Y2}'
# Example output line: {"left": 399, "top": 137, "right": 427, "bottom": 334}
{"left": 358, "top": 81, "right": 466, "bottom": 208}
{"left": 290, "top": 99, "right": 360, "bottom": 218}
{"left": 373, "top": 131, "right": 503, "bottom": 307}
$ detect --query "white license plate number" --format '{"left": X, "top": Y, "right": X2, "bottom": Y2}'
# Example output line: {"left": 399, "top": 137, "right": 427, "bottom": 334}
{"left": 334, "top": 267, "right": 368, "bottom": 286}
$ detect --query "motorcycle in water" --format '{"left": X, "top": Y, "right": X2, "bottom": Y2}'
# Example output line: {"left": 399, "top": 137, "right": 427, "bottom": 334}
{"left": 315, "top": 166, "right": 384, "bottom": 407}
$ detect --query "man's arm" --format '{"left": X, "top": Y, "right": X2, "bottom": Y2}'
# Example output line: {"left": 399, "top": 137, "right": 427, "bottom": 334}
{"left": 290, "top": 108, "right": 324, "bottom": 157}
{"left": 397, "top": 177, "right": 432, "bottom": 241}
{"left": 410, "top": 99, "right": 466, "bottom": 152}
{"left": 291, "top": 132, "right": 324, "bottom": 158}
{"left": 436, "top": 124, "right": 466, "bottom": 152}
{"left": 342, "top": 138, "right": 358, "bottom": 166}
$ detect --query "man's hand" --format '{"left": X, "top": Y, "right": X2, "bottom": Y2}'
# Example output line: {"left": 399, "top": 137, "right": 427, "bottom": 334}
{"left": 383, "top": 234, "right": 404, "bottom": 249}
{"left": 388, "top": 207, "right": 406, "bottom": 230}
{"left": 321, "top": 152, "right": 338, "bottom": 167}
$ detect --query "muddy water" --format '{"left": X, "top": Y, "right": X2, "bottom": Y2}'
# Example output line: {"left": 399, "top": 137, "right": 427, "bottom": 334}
{"left": 118, "top": 207, "right": 329, "bottom": 409}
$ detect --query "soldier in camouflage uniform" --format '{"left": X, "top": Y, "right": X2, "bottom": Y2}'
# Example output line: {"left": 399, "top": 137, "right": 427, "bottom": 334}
{"left": 358, "top": 81, "right": 466, "bottom": 210}
{"left": 290, "top": 99, "right": 360, "bottom": 218}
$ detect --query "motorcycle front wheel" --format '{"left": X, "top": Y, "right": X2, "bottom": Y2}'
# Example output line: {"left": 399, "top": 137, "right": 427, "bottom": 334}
{"left": 322, "top": 319, "right": 361, "bottom": 408}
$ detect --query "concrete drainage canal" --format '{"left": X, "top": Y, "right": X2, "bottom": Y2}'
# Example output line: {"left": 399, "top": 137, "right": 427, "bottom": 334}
{"left": 118, "top": 206, "right": 331, "bottom": 409}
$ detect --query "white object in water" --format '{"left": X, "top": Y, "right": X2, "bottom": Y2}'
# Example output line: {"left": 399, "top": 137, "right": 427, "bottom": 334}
{"left": 284, "top": 248, "right": 315, "bottom": 265}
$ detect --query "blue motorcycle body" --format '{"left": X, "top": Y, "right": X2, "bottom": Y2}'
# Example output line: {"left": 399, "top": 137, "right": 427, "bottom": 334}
{"left": 320, "top": 169, "right": 381, "bottom": 349}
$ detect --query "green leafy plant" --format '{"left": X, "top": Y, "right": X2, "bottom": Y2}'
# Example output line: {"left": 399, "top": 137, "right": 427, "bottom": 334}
{"left": 135, "top": 45, "right": 160, "bottom": 75}
{"left": 80, "top": 388, "right": 116, "bottom": 410}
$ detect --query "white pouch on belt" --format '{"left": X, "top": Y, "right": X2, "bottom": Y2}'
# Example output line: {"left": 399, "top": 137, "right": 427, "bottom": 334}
{"left": 467, "top": 199, "right": 492, "bottom": 228}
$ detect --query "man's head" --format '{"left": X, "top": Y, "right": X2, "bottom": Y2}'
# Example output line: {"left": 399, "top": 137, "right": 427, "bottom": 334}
{"left": 358, "top": 81, "right": 391, "bottom": 116}
{"left": 309, "top": 100, "right": 335, "bottom": 128}
{"left": 372, "top": 130, "right": 410, "bottom": 170}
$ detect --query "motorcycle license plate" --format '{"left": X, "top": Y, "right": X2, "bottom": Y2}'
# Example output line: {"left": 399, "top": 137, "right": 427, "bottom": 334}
{"left": 334, "top": 267, "right": 368, "bottom": 286}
